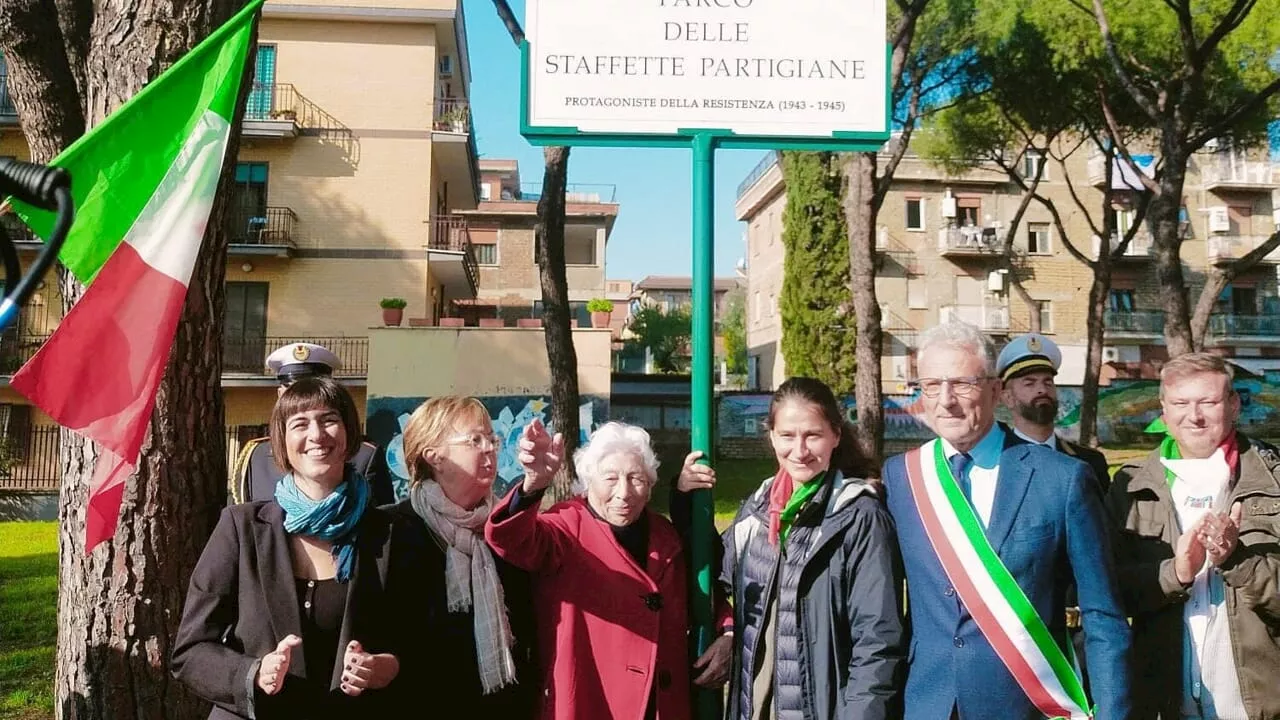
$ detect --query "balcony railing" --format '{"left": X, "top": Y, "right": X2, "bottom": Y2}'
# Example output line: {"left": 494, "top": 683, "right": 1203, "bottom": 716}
{"left": 1104, "top": 309, "right": 1165, "bottom": 334}
{"left": 0, "top": 72, "right": 15, "bottom": 119}
{"left": 1206, "top": 235, "right": 1280, "bottom": 264}
{"left": 940, "top": 304, "right": 1010, "bottom": 331}
{"left": 1200, "top": 155, "right": 1280, "bottom": 189}
{"left": 938, "top": 226, "right": 1004, "bottom": 255}
{"left": 516, "top": 183, "right": 618, "bottom": 203}
{"left": 1092, "top": 229, "right": 1153, "bottom": 260}
{"left": 0, "top": 425, "right": 61, "bottom": 492}
{"left": 736, "top": 151, "right": 781, "bottom": 198}
{"left": 0, "top": 333, "right": 50, "bottom": 374}
{"left": 433, "top": 98, "right": 471, "bottom": 133}
{"left": 222, "top": 336, "right": 369, "bottom": 376}
{"left": 0, "top": 214, "right": 38, "bottom": 244}
{"left": 244, "top": 82, "right": 303, "bottom": 122}
{"left": 429, "top": 214, "right": 479, "bottom": 294}
{"left": 1208, "top": 314, "right": 1280, "bottom": 338}
{"left": 226, "top": 206, "right": 297, "bottom": 247}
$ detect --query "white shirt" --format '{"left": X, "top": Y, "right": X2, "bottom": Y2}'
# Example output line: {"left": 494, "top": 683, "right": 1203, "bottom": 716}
{"left": 1012, "top": 426, "right": 1059, "bottom": 451}
{"left": 941, "top": 424, "right": 1005, "bottom": 530}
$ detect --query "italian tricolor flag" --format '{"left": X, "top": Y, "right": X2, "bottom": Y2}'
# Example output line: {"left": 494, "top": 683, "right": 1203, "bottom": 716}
{"left": 9, "top": 0, "right": 262, "bottom": 551}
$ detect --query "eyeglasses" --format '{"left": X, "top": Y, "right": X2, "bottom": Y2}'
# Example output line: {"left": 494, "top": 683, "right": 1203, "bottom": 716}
{"left": 445, "top": 432, "right": 503, "bottom": 452}
{"left": 910, "top": 376, "right": 993, "bottom": 398}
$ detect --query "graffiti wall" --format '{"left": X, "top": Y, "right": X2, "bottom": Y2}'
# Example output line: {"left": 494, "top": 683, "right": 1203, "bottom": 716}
{"left": 719, "top": 378, "right": 1280, "bottom": 446}
{"left": 367, "top": 395, "right": 610, "bottom": 502}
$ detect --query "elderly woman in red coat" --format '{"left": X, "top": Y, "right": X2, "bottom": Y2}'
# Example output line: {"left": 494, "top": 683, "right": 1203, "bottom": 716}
{"left": 486, "top": 420, "right": 733, "bottom": 720}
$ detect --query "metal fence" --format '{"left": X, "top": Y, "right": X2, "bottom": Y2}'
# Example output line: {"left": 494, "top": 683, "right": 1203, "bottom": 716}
{"left": 223, "top": 336, "right": 369, "bottom": 376}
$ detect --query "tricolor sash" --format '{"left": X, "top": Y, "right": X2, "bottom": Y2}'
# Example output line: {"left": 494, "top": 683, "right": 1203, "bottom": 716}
{"left": 905, "top": 440, "right": 1092, "bottom": 720}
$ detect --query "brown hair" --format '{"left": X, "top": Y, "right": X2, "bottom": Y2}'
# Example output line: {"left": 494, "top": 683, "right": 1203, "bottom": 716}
{"left": 268, "top": 376, "right": 362, "bottom": 473}
{"left": 1159, "top": 352, "right": 1235, "bottom": 399}
{"left": 401, "top": 396, "right": 492, "bottom": 484}
{"left": 766, "top": 376, "right": 876, "bottom": 479}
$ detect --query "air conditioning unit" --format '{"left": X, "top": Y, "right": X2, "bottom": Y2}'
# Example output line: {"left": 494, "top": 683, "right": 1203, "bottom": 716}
{"left": 987, "top": 270, "right": 1006, "bottom": 293}
{"left": 439, "top": 54, "right": 455, "bottom": 77}
{"left": 942, "top": 197, "right": 957, "bottom": 218}
{"left": 1208, "top": 206, "right": 1230, "bottom": 233}
{"left": 1103, "top": 347, "right": 1120, "bottom": 363}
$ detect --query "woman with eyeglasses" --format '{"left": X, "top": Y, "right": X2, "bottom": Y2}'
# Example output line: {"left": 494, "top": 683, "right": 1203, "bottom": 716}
{"left": 681, "top": 377, "right": 904, "bottom": 720}
{"left": 382, "top": 395, "right": 544, "bottom": 716}
{"left": 485, "top": 420, "right": 733, "bottom": 720}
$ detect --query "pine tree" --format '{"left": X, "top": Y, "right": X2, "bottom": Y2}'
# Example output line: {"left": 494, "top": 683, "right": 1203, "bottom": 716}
{"left": 779, "top": 152, "right": 857, "bottom": 397}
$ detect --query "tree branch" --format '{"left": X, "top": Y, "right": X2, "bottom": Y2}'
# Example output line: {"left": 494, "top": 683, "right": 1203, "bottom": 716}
{"left": 1090, "top": 0, "right": 1163, "bottom": 123}
{"left": 1186, "top": 76, "right": 1280, "bottom": 150}
{"left": 1194, "top": 0, "right": 1259, "bottom": 69}
{"left": 1097, "top": 86, "right": 1162, "bottom": 194}
{"left": 489, "top": 0, "right": 525, "bottom": 46}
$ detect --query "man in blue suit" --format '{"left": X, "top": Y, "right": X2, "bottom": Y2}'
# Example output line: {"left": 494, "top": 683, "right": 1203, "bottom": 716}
{"left": 884, "top": 321, "right": 1131, "bottom": 720}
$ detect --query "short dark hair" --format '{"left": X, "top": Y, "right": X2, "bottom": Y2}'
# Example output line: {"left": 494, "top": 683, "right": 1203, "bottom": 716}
{"left": 268, "top": 376, "right": 362, "bottom": 473}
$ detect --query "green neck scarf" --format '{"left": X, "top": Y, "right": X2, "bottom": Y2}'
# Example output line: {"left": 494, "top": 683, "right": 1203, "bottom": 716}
{"left": 780, "top": 471, "right": 826, "bottom": 545}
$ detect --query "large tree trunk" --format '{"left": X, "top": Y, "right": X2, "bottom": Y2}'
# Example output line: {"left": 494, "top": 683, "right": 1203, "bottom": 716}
{"left": 534, "top": 145, "right": 580, "bottom": 500}
{"left": 842, "top": 152, "right": 883, "bottom": 467}
{"left": 1080, "top": 261, "right": 1111, "bottom": 447}
{"left": 1150, "top": 153, "right": 1194, "bottom": 356}
{"left": 2, "top": 1, "right": 250, "bottom": 717}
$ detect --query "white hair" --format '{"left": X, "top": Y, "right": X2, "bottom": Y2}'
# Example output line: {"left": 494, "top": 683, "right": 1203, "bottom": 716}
{"left": 916, "top": 321, "right": 996, "bottom": 377}
{"left": 571, "top": 421, "right": 661, "bottom": 495}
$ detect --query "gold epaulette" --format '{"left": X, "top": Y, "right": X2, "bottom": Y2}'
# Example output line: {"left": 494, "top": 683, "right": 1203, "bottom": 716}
{"left": 229, "top": 437, "right": 268, "bottom": 504}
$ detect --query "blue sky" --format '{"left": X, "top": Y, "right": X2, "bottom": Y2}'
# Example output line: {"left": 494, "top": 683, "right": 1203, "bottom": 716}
{"left": 462, "top": 0, "right": 765, "bottom": 281}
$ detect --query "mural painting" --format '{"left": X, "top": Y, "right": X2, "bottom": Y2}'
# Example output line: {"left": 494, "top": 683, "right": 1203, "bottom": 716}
{"left": 367, "top": 395, "right": 610, "bottom": 501}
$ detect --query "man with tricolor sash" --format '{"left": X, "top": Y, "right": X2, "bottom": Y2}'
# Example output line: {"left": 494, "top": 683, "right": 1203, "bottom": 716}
{"left": 1107, "top": 352, "right": 1280, "bottom": 720}
{"left": 883, "top": 322, "right": 1131, "bottom": 720}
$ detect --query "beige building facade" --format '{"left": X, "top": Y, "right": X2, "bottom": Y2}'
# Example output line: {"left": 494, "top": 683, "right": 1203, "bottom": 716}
{"left": 737, "top": 140, "right": 1280, "bottom": 393}
{"left": 0, "top": 0, "right": 486, "bottom": 486}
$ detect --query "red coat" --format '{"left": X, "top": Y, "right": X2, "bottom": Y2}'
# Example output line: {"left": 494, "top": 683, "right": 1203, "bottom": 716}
{"left": 486, "top": 490, "right": 722, "bottom": 720}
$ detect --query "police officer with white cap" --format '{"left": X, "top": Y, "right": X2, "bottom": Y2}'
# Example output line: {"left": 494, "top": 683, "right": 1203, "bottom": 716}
{"left": 229, "top": 342, "right": 395, "bottom": 506}
{"left": 997, "top": 331, "right": 1111, "bottom": 701}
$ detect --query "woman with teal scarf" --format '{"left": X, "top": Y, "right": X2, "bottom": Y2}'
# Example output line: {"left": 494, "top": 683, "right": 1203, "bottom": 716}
{"left": 174, "top": 377, "right": 410, "bottom": 719}
{"left": 676, "top": 377, "right": 905, "bottom": 720}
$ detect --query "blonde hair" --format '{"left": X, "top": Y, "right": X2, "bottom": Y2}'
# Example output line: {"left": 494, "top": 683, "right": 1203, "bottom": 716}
{"left": 1159, "top": 352, "right": 1235, "bottom": 399}
{"left": 401, "top": 396, "right": 492, "bottom": 484}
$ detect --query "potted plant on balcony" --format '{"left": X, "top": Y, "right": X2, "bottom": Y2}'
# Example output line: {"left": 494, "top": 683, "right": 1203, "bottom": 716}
{"left": 440, "top": 104, "right": 469, "bottom": 133}
{"left": 269, "top": 108, "right": 297, "bottom": 122}
{"left": 380, "top": 297, "right": 407, "bottom": 326}
{"left": 587, "top": 298, "right": 614, "bottom": 329}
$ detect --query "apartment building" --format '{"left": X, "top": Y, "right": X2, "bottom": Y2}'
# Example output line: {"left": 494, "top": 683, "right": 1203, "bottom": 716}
{"left": 737, "top": 140, "right": 1280, "bottom": 393}
{"left": 455, "top": 158, "right": 619, "bottom": 326}
{"left": 0, "top": 0, "right": 484, "bottom": 487}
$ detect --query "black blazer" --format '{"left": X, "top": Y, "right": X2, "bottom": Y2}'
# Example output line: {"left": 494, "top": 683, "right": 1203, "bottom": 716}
{"left": 172, "top": 501, "right": 409, "bottom": 719}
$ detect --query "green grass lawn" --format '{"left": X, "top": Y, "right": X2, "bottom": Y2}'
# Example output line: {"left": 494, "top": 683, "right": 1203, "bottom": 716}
{"left": 0, "top": 521, "right": 56, "bottom": 720}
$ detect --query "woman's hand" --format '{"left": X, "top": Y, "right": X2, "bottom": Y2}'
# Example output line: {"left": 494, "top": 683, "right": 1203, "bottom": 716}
{"left": 677, "top": 451, "right": 716, "bottom": 493}
{"left": 340, "top": 640, "right": 400, "bottom": 696}
{"left": 692, "top": 634, "right": 733, "bottom": 688}
{"left": 257, "top": 634, "right": 302, "bottom": 695}
{"left": 520, "top": 418, "right": 565, "bottom": 494}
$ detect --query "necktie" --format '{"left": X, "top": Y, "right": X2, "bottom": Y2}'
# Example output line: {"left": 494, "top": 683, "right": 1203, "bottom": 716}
{"left": 949, "top": 452, "right": 974, "bottom": 506}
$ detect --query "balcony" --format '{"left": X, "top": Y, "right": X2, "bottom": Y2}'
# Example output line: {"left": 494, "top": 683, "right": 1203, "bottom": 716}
{"left": 0, "top": 333, "right": 50, "bottom": 375}
{"left": 1200, "top": 155, "right": 1280, "bottom": 192}
{"left": 0, "top": 73, "right": 16, "bottom": 126}
{"left": 222, "top": 336, "right": 369, "bottom": 377}
{"left": 1104, "top": 310, "right": 1165, "bottom": 339}
{"left": 1206, "top": 235, "right": 1280, "bottom": 265}
{"left": 940, "top": 304, "right": 1010, "bottom": 333}
{"left": 0, "top": 214, "right": 39, "bottom": 246}
{"left": 432, "top": 99, "right": 481, "bottom": 207}
{"left": 226, "top": 207, "right": 297, "bottom": 256}
{"left": 1207, "top": 314, "right": 1280, "bottom": 342}
{"left": 1092, "top": 229, "right": 1154, "bottom": 262}
{"left": 938, "top": 226, "right": 1005, "bottom": 258}
{"left": 516, "top": 183, "right": 618, "bottom": 204}
{"left": 428, "top": 214, "right": 479, "bottom": 298}
{"left": 242, "top": 83, "right": 303, "bottom": 139}
{"left": 1087, "top": 152, "right": 1154, "bottom": 190}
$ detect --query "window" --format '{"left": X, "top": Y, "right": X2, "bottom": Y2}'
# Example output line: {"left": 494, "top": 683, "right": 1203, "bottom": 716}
{"left": 905, "top": 198, "right": 924, "bottom": 231}
{"left": 1022, "top": 150, "right": 1048, "bottom": 181}
{"left": 1027, "top": 223, "right": 1051, "bottom": 254}
{"left": 1108, "top": 289, "right": 1135, "bottom": 312}
{"left": 245, "top": 45, "right": 277, "bottom": 120}
{"left": 473, "top": 243, "right": 497, "bottom": 265}
{"left": 769, "top": 292, "right": 777, "bottom": 317}
{"left": 753, "top": 291, "right": 761, "bottom": 321}
{"left": 229, "top": 162, "right": 269, "bottom": 243}
{"left": 224, "top": 282, "right": 269, "bottom": 373}
{"left": 1231, "top": 286, "right": 1258, "bottom": 315}
{"left": 479, "top": 183, "right": 492, "bottom": 201}
{"left": 907, "top": 274, "right": 927, "bottom": 309}
{"left": 1038, "top": 301, "right": 1053, "bottom": 333}
{"left": 957, "top": 197, "right": 981, "bottom": 226}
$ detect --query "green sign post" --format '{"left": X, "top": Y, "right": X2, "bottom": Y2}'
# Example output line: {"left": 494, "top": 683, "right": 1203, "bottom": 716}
{"left": 519, "top": 2, "right": 889, "bottom": 716}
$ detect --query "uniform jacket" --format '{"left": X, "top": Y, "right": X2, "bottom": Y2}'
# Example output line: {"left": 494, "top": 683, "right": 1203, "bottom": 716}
{"left": 883, "top": 432, "right": 1133, "bottom": 720}
{"left": 1107, "top": 433, "right": 1280, "bottom": 720}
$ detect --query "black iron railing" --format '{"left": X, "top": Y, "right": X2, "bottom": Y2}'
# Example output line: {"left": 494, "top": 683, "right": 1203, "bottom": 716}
{"left": 433, "top": 99, "right": 471, "bottom": 133}
{"left": 0, "top": 425, "right": 60, "bottom": 492}
{"left": 226, "top": 206, "right": 297, "bottom": 246}
{"left": 429, "top": 215, "right": 479, "bottom": 294}
{"left": 1104, "top": 310, "right": 1165, "bottom": 334}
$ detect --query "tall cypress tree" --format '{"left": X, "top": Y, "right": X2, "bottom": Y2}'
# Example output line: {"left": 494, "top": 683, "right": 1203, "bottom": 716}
{"left": 779, "top": 151, "right": 857, "bottom": 397}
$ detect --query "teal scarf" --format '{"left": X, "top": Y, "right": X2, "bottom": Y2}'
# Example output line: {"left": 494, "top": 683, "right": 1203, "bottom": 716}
{"left": 274, "top": 469, "right": 369, "bottom": 583}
